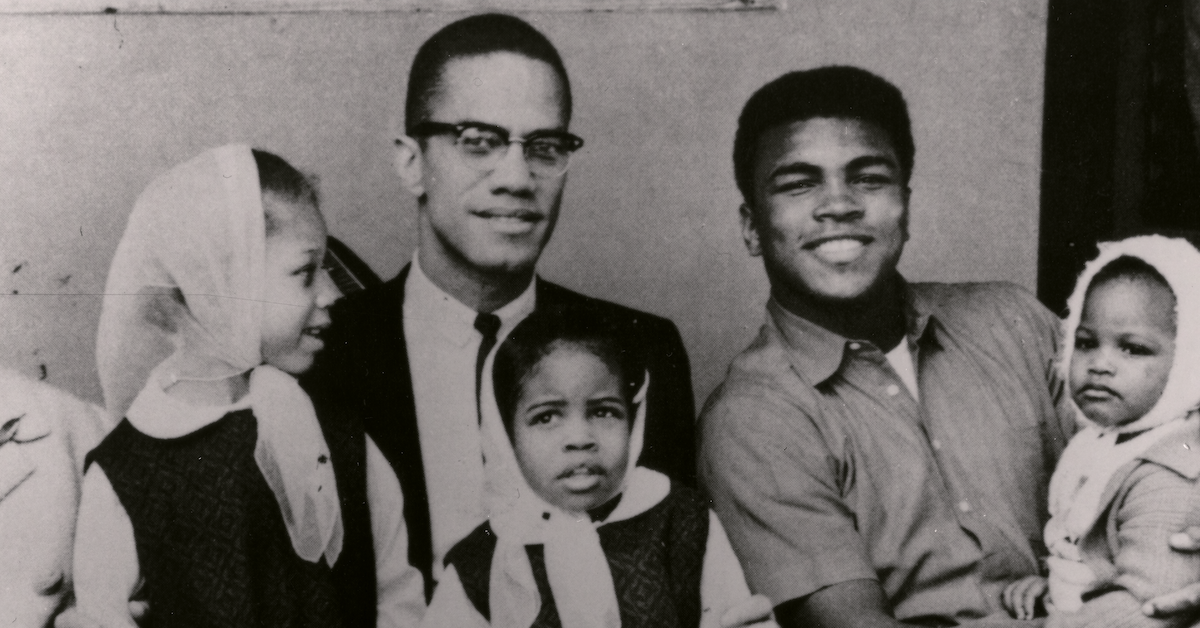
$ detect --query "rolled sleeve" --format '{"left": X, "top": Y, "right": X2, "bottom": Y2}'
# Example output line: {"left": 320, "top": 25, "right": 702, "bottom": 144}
{"left": 701, "top": 384, "right": 873, "bottom": 605}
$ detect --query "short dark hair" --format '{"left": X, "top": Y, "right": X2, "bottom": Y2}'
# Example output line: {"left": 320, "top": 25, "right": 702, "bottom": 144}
{"left": 252, "top": 148, "right": 319, "bottom": 236}
{"left": 492, "top": 306, "right": 645, "bottom": 440}
{"left": 733, "top": 65, "right": 915, "bottom": 206}
{"left": 404, "top": 13, "right": 572, "bottom": 135}
{"left": 1088, "top": 255, "right": 1174, "bottom": 302}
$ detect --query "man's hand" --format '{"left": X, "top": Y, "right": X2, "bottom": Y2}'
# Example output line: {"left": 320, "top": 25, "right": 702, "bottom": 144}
{"left": 1142, "top": 527, "right": 1200, "bottom": 617}
{"left": 1002, "top": 575, "right": 1047, "bottom": 620}
{"left": 721, "top": 594, "right": 777, "bottom": 627}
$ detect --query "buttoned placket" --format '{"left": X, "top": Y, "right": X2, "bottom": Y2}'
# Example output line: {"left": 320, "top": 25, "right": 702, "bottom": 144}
{"left": 844, "top": 339, "right": 983, "bottom": 542}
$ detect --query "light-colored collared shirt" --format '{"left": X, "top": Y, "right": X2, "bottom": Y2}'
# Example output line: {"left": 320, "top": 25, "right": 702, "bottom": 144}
{"left": 0, "top": 369, "right": 110, "bottom": 628}
{"left": 73, "top": 382, "right": 425, "bottom": 628}
{"left": 701, "top": 281, "right": 1076, "bottom": 624}
{"left": 403, "top": 254, "right": 536, "bottom": 578}
{"left": 885, "top": 338, "right": 919, "bottom": 401}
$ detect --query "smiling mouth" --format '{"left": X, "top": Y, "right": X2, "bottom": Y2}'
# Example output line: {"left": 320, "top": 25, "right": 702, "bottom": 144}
{"left": 805, "top": 236, "right": 872, "bottom": 264}
{"left": 472, "top": 209, "right": 543, "bottom": 235}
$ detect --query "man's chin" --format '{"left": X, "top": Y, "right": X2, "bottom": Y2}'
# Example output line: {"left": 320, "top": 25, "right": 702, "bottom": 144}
{"left": 470, "top": 257, "right": 539, "bottom": 280}
{"left": 766, "top": 259, "right": 883, "bottom": 302}
{"left": 462, "top": 244, "right": 546, "bottom": 276}
{"left": 805, "top": 266, "right": 903, "bottom": 304}
{"left": 427, "top": 221, "right": 549, "bottom": 277}
{"left": 787, "top": 276, "right": 888, "bottom": 306}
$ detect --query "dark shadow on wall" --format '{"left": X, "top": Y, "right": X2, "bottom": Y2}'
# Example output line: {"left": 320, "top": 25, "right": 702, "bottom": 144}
{"left": 1040, "top": 0, "right": 1200, "bottom": 314}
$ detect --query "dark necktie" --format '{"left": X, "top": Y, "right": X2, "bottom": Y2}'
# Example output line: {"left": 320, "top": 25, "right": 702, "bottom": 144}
{"left": 474, "top": 312, "right": 502, "bottom": 424}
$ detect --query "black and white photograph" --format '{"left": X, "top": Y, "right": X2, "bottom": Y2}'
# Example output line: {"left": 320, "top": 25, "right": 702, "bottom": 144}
{"left": 5, "top": 1, "right": 1200, "bottom": 627}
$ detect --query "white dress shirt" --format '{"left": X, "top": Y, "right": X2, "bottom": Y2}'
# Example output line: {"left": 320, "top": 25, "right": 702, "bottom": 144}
{"left": 403, "top": 254, "right": 536, "bottom": 579}
{"left": 72, "top": 382, "right": 425, "bottom": 628}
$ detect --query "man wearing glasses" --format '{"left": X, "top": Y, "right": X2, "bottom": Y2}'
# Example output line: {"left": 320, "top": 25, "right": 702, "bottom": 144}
{"left": 302, "top": 13, "right": 697, "bottom": 599}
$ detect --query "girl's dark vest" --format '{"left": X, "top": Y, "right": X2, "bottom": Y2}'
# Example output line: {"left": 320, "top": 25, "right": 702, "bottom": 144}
{"left": 444, "top": 484, "right": 710, "bottom": 628}
{"left": 87, "top": 404, "right": 376, "bottom": 628}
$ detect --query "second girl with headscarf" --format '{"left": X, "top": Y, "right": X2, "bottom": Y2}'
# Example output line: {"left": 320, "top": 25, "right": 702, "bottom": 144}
{"left": 419, "top": 306, "right": 774, "bottom": 628}
{"left": 72, "top": 145, "right": 425, "bottom": 627}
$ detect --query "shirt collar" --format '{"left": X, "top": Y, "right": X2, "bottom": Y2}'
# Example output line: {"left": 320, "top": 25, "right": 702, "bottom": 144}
{"left": 493, "top": 274, "right": 537, "bottom": 335}
{"left": 904, "top": 283, "right": 938, "bottom": 348}
{"left": 768, "top": 278, "right": 939, "bottom": 386}
{"left": 1138, "top": 416, "right": 1200, "bottom": 480}
{"left": 406, "top": 251, "right": 537, "bottom": 346}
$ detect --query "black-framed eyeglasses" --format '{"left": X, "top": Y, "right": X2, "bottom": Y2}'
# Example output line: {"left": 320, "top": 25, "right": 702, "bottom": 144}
{"left": 407, "top": 121, "right": 585, "bottom": 179}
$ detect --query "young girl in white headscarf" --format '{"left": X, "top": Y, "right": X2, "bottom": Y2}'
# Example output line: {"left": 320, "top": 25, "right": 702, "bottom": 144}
{"left": 419, "top": 306, "right": 773, "bottom": 628}
{"left": 72, "top": 144, "right": 424, "bottom": 628}
{"left": 1002, "top": 235, "right": 1200, "bottom": 627}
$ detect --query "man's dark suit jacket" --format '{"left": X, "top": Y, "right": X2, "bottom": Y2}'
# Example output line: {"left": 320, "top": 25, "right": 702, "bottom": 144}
{"left": 301, "top": 265, "right": 696, "bottom": 598}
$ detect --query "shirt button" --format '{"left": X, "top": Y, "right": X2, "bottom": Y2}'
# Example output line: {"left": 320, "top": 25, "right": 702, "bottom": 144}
{"left": 848, "top": 342, "right": 861, "bottom": 351}
{"left": 931, "top": 439, "right": 942, "bottom": 451}
{"left": 958, "top": 500, "right": 972, "bottom": 513}
{"left": 886, "top": 384, "right": 900, "bottom": 397}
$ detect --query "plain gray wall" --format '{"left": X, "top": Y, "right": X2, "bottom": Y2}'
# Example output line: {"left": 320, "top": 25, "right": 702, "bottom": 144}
{"left": 0, "top": 0, "right": 1048, "bottom": 407}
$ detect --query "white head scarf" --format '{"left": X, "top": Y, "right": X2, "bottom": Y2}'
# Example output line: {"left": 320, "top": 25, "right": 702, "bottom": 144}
{"left": 1058, "top": 235, "right": 1200, "bottom": 435}
{"left": 95, "top": 144, "right": 343, "bottom": 566}
{"left": 1046, "top": 234, "right": 1200, "bottom": 611}
{"left": 478, "top": 339, "right": 666, "bottom": 628}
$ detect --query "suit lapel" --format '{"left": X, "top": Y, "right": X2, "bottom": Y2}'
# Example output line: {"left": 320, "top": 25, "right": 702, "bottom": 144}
{"left": 536, "top": 277, "right": 583, "bottom": 310}
{"left": 363, "top": 265, "right": 415, "bottom": 442}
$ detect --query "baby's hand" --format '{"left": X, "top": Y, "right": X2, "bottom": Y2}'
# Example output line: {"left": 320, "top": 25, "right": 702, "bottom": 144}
{"left": 1002, "top": 575, "right": 1047, "bottom": 620}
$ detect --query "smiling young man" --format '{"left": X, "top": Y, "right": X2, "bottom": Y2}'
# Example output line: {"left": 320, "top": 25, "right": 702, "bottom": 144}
{"left": 301, "top": 13, "right": 697, "bottom": 598}
{"left": 699, "top": 66, "right": 1080, "bottom": 627}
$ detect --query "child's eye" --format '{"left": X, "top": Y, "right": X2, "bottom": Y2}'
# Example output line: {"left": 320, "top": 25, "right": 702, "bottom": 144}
{"left": 295, "top": 264, "right": 317, "bottom": 287}
{"left": 1074, "top": 336, "right": 1098, "bottom": 351}
{"left": 528, "top": 410, "right": 559, "bottom": 426}
{"left": 1121, "top": 342, "right": 1155, "bottom": 356}
{"left": 590, "top": 405, "right": 628, "bottom": 421}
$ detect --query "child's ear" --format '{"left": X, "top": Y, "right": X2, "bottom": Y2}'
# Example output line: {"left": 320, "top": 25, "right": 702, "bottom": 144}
{"left": 393, "top": 135, "right": 425, "bottom": 199}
